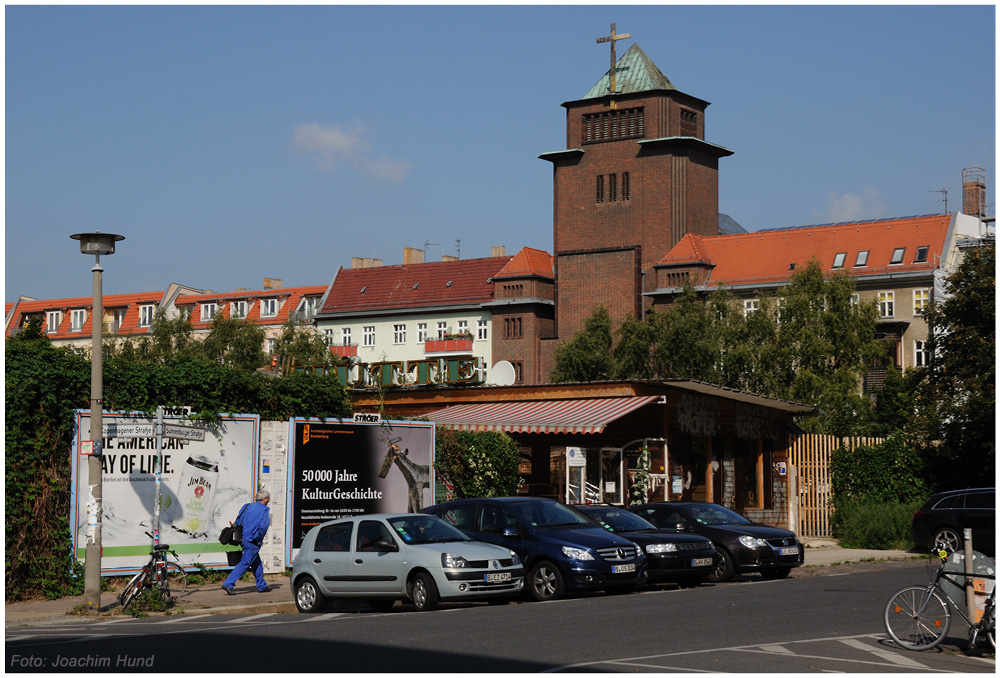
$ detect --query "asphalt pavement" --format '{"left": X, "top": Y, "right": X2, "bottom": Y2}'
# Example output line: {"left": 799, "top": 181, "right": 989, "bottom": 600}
{"left": 4, "top": 541, "right": 919, "bottom": 625}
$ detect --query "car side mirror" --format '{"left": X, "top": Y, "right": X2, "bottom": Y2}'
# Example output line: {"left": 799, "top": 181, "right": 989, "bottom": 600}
{"left": 374, "top": 539, "right": 399, "bottom": 552}
{"left": 502, "top": 527, "right": 519, "bottom": 539}
{"left": 676, "top": 521, "right": 693, "bottom": 532}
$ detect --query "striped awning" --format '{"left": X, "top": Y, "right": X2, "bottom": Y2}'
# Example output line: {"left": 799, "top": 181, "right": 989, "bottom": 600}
{"left": 426, "top": 396, "right": 659, "bottom": 435}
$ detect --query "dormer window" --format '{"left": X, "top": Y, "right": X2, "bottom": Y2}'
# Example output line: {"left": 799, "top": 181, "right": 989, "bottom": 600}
{"left": 201, "top": 303, "right": 217, "bottom": 322}
{"left": 890, "top": 248, "right": 906, "bottom": 265}
{"left": 832, "top": 252, "right": 846, "bottom": 269}
{"left": 855, "top": 250, "right": 869, "bottom": 267}
{"left": 231, "top": 300, "right": 247, "bottom": 319}
{"left": 914, "top": 246, "right": 929, "bottom": 263}
{"left": 260, "top": 298, "right": 278, "bottom": 318}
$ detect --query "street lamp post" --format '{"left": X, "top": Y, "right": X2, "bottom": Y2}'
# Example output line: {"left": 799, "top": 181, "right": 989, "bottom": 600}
{"left": 71, "top": 231, "right": 124, "bottom": 610}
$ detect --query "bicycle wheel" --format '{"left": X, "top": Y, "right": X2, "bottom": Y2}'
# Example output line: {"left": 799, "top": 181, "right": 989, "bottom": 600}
{"left": 884, "top": 585, "right": 951, "bottom": 650}
{"left": 118, "top": 569, "right": 146, "bottom": 610}
{"left": 982, "top": 600, "right": 995, "bottom": 650}
{"left": 156, "top": 559, "right": 187, "bottom": 603}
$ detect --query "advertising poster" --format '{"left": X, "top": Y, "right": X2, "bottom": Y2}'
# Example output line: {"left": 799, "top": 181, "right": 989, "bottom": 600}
{"left": 71, "top": 410, "right": 259, "bottom": 574}
{"left": 287, "top": 418, "right": 435, "bottom": 564}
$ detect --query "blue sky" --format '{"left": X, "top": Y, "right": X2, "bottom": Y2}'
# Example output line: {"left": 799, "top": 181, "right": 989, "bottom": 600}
{"left": 5, "top": 5, "right": 995, "bottom": 303}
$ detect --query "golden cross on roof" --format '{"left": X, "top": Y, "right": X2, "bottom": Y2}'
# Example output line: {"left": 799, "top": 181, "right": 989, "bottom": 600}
{"left": 596, "top": 23, "right": 631, "bottom": 98}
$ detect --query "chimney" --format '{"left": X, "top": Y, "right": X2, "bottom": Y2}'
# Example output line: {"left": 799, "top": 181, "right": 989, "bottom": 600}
{"left": 404, "top": 247, "right": 425, "bottom": 265}
{"left": 351, "top": 257, "right": 383, "bottom": 269}
{"left": 491, "top": 245, "right": 506, "bottom": 257}
{"left": 441, "top": 255, "right": 459, "bottom": 262}
{"left": 963, "top": 167, "right": 987, "bottom": 218}
{"left": 263, "top": 278, "right": 283, "bottom": 290}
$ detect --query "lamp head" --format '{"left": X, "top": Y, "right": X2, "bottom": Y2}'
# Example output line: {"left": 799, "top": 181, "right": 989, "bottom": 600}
{"left": 71, "top": 232, "right": 125, "bottom": 256}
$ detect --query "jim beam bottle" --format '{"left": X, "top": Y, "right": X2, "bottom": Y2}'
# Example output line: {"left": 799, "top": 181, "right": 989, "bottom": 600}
{"left": 174, "top": 454, "right": 219, "bottom": 536}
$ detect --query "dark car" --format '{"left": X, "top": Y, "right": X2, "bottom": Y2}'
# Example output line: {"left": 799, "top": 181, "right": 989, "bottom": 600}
{"left": 630, "top": 502, "right": 803, "bottom": 582}
{"left": 422, "top": 497, "right": 646, "bottom": 601}
{"left": 910, "top": 488, "right": 995, "bottom": 556}
{"left": 573, "top": 504, "right": 719, "bottom": 586}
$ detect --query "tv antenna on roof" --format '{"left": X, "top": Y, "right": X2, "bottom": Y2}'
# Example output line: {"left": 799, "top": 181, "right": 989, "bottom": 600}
{"left": 929, "top": 188, "right": 948, "bottom": 214}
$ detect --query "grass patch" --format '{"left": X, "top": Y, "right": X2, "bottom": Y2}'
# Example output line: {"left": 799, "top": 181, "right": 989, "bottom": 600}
{"left": 831, "top": 498, "right": 920, "bottom": 550}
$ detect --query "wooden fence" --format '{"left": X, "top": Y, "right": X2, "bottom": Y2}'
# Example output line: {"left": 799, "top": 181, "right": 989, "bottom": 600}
{"left": 788, "top": 435, "right": 885, "bottom": 538}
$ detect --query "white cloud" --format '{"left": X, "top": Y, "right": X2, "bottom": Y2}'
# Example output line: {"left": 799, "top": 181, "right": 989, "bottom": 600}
{"left": 819, "top": 187, "right": 889, "bottom": 223}
{"left": 291, "top": 123, "right": 411, "bottom": 183}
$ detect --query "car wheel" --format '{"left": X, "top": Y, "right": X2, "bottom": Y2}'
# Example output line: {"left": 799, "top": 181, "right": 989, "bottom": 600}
{"left": 528, "top": 561, "right": 565, "bottom": 602}
{"left": 294, "top": 576, "right": 325, "bottom": 613}
{"left": 933, "top": 527, "right": 963, "bottom": 553}
{"left": 368, "top": 599, "right": 395, "bottom": 613}
{"left": 411, "top": 572, "right": 440, "bottom": 612}
{"left": 760, "top": 567, "right": 791, "bottom": 580}
{"left": 707, "top": 548, "right": 735, "bottom": 583}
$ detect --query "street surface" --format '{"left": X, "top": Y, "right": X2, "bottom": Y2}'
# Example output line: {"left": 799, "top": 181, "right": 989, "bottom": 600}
{"left": 6, "top": 563, "right": 995, "bottom": 673}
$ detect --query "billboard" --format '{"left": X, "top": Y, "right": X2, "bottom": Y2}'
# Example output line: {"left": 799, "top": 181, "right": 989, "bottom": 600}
{"left": 71, "top": 411, "right": 259, "bottom": 574}
{"left": 287, "top": 418, "right": 435, "bottom": 564}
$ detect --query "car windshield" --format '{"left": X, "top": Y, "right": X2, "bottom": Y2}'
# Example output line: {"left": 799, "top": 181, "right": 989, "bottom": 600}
{"left": 588, "top": 508, "right": 657, "bottom": 533}
{"left": 509, "top": 500, "right": 592, "bottom": 527}
{"left": 687, "top": 504, "right": 752, "bottom": 526}
{"left": 387, "top": 515, "right": 469, "bottom": 544}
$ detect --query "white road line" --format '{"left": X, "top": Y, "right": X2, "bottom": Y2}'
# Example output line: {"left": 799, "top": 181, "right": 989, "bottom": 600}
{"left": 231, "top": 613, "right": 276, "bottom": 623}
{"left": 306, "top": 613, "right": 344, "bottom": 621}
{"left": 93, "top": 618, "right": 133, "bottom": 626}
{"left": 758, "top": 644, "right": 795, "bottom": 654}
{"left": 157, "top": 614, "right": 212, "bottom": 624}
{"left": 729, "top": 647, "right": 942, "bottom": 671}
{"left": 838, "top": 638, "right": 927, "bottom": 669}
{"left": 606, "top": 660, "right": 722, "bottom": 672}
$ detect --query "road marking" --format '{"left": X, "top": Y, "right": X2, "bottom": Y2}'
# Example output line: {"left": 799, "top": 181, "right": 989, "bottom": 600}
{"left": 93, "top": 618, "right": 133, "bottom": 626}
{"left": 307, "top": 613, "right": 344, "bottom": 621}
{"left": 758, "top": 644, "right": 795, "bottom": 654}
{"left": 158, "top": 614, "right": 212, "bottom": 624}
{"left": 838, "top": 638, "right": 927, "bottom": 669}
{"left": 231, "top": 613, "right": 276, "bottom": 623}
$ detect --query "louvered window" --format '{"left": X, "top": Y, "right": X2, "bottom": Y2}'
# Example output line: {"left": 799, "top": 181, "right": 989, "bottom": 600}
{"left": 582, "top": 107, "right": 644, "bottom": 144}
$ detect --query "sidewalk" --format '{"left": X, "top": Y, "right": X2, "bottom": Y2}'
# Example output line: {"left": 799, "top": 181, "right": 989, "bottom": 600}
{"left": 5, "top": 543, "right": 920, "bottom": 626}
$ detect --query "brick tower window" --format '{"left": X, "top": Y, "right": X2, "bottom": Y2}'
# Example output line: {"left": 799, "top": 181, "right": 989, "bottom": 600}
{"left": 680, "top": 109, "right": 698, "bottom": 136}
{"left": 622, "top": 172, "right": 630, "bottom": 201}
{"left": 583, "top": 107, "right": 644, "bottom": 144}
{"left": 596, "top": 175, "right": 604, "bottom": 203}
{"left": 609, "top": 174, "right": 617, "bottom": 202}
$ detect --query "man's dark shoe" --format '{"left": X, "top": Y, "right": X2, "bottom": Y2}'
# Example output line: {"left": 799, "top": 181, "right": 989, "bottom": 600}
{"left": 222, "top": 586, "right": 235, "bottom": 595}
{"left": 257, "top": 586, "right": 272, "bottom": 593}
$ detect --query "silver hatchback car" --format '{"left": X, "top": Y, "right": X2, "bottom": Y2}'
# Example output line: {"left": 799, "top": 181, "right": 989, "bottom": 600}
{"left": 292, "top": 513, "right": 525, "bottom": 612}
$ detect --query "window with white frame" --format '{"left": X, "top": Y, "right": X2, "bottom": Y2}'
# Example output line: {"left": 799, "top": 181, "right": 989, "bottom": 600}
{"left": 743, "top": 299, "right": 760, "bottom": 316}
{"left": 266, "top": 338, "right": 276, "bottom": 354}
{"left": 342, "top": 328, "right": 351, "bottom": 346}
{"left": 417, "top": 323, "right": 428, "bottom": 343}
{"left": 46, "top": 311, "right": 62, "bottom": 333}
{"left": 111, "top": 308, "right": 127, "bottom": 333}
{"left": 201, "top": 303, "right": 217, "bottom": 322}
{"left": 70, "top": 309, "right": 87, "bottom": 332}
{"left": 260, "top": 298, "right": 278, "bottom": 318}
{"left": 324, "top": 329, "right": 335, "bottom": 347}
{"left": 878, "top": 291, "right": 895, "bottom": 318}
{"left": 231, "top": 300, "right": 247, "bottom": 319}
{"left": 393, "top": 324, "right": 407, "bottom": 344}
{"left": 298, "top": 296, "right": 319, "bottom": 318}
{"left": 913, "top": 289, "right": 930, "bottom": 316}
{"left": 914, "top": 340, "right": 930, "bottom": 367}
{"left": 477, "top": 319, "right": 488, "bottom": 340}
{"left": 457, "top": 320, "right": 468, "bottom": 336}
{"left": 139, "top": 305, "right": 155, "bottom": 327}
{"left": 363, "top": 326, "right": 375, "bottom": 347}
{"left": 436, "top": 321, "right": 448, "bottom": 339}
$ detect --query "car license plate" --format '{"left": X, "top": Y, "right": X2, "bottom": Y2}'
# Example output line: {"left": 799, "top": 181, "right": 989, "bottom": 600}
{"left": 690, "top": 557, "right": 713, "bottom": 567}
{"left": 485, "top": 572, "right": 512, "bottom": 583}
{"left": 612, "top": 564, "right": 635, "bottom": 574}
{"left": 779, "top": 546, "right": 799, "bottom": 556}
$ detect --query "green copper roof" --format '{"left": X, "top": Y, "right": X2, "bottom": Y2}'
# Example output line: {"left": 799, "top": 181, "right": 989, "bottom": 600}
{"left": 583, "top": 44, "right": 675, "bottom": 99}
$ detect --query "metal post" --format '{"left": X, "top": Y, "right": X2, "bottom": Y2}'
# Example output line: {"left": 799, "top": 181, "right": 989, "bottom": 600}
{"left": 152, "top": 406, "right": 164, "bottom": 546}
{"left": 83, "top": 258, "right": 104, "bottom": 609}
{"left": 964, "top": 527, "right": 975, "bottom": 640}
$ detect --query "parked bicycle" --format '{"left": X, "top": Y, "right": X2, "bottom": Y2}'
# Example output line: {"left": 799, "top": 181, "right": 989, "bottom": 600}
{"left": 118, "top": 532, "right": 188, "bottom": 610}
{"left": 883, "top": 549, "right": 995, "bottom": 651}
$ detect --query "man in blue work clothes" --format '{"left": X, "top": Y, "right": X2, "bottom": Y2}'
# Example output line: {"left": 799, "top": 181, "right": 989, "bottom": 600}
{"left": 222, "top": 489, "right": 271, "bottom": 594}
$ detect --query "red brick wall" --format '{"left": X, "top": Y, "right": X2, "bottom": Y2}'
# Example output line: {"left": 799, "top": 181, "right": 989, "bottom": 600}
{"left": 556, "top": 248, "right": 640, "bottom": 338}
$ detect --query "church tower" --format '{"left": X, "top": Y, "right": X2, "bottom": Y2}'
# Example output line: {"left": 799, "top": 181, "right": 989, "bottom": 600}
{"left": 540, "top": 28, "right": 733, "bottom": 339}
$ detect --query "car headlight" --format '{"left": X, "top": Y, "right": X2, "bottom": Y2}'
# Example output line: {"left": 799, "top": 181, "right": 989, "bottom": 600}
{"left": 644, "top": 543, "right": 678, "bottom": 554}
{"left": 738, "top": 535, "right": 769, "bottom": 549}
{"left": 508, "top": 549, "right": 521, "bottom": 565}
{"left": 441, "top": 553, "right": 469, "bottom": 568}
{"left": 561, "top": 546, "right": 594, "bottom": 561}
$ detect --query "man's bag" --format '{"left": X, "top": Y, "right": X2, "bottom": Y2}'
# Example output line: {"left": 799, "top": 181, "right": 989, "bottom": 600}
{"left": 219, "top": 526, "right": 233, "bottom": 545}
{"left": 219, "top": 524, "right": 243, "bottom": 546}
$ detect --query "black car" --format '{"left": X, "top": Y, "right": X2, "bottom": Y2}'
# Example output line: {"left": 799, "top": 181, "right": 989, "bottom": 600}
{"left": 910, "top": 488, "right": 995, "bottom": 556}
{"left": 422, "top": 497, "right": 646, "bottom": 601}
{"left": 573, "top": 505, "right": 719, "bottom": 586}
{"left": 630, "top": 502, "right": 803, "bottom": 582}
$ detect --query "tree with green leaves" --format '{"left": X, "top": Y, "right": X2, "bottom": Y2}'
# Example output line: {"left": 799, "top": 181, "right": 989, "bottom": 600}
{"left": 273, "top": 319, "right": 334, "bottom": 369}
{"left": 435, "top": 428, "right": 522, "bottom": 499}
{"left": 918, "top": 244, "right": 995, "bottom": 489}
{"left": 198, "top": 315, "right": 268, "bottom": 371}
{"left": 550, "top": 306, "right": 616, "bottom": 383}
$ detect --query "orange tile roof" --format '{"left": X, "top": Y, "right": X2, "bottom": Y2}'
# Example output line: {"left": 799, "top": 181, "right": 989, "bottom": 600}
{"left": 320, "top": 256, "right": 513, "bottom": 315}
{"left": 172, "top": 285, "right": 329, "bottom": 329}
{"left": 493, "top": 247, "right": 555, "bottom": 279}
{"left": 657, "top": 214, "right": 952, "bottom": 287}
{"left": 6, "top": 291, "right": 167, "bottom": 339}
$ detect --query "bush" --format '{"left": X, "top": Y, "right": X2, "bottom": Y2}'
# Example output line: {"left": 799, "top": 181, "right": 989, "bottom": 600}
{"left": 830, "top": 433, "right": 926, "bottom": 505}
{"left": 831, "top": 497, "right": 921, "bottom": 550}
{"left": 434, "top": 428, "right": 521, "bottom": 499}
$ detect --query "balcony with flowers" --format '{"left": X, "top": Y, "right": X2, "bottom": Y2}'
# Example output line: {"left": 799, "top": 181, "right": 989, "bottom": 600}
{"left": 424, "top": 331, "right": 474, "bottom": 357}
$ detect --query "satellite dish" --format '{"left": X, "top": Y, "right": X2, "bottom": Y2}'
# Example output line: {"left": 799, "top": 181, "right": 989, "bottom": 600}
{"left": 490, "top": 360, "right": 516, "bottom": 386}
